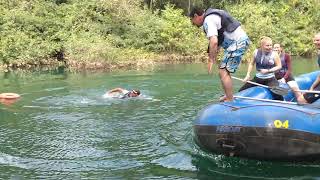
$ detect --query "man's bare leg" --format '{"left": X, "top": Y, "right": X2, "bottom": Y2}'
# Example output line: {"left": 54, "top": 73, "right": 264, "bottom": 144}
{"left": 287, "top": 81, "right": 308, "bottom": 104}
{"left": 291, "top": 87, "right": 306, "bottom": 104}
{"left": 219, "top": 68, "right": 233, "bottom": 102}
{"left": 219, "top": 95, "right": 227, "bottom": 102}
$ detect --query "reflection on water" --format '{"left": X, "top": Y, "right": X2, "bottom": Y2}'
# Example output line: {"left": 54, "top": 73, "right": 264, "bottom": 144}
{"left": 0, "top": 59, "right": 320, "bottom": 179}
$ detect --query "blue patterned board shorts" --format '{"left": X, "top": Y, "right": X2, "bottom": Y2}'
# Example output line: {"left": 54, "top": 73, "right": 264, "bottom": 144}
{"left": 219, "top": 37, "right": 250, "bottom": 73}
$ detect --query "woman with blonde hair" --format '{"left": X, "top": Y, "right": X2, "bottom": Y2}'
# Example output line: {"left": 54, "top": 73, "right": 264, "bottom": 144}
{"left": 239, "top": 36, "right": 283, "bottom": 100}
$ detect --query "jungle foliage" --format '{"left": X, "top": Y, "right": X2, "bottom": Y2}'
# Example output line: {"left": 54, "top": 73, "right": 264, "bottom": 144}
{"left": 0, "top": 0, "right": 319, "bottom": 67}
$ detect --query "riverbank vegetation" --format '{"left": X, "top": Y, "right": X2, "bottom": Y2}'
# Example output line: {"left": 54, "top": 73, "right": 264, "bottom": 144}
{"left": 0, "top": 0, "right": 319, "bottom": 69}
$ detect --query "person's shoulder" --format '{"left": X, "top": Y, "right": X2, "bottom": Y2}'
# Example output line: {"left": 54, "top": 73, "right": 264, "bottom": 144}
{"left": 272, "top": 51, "right": 280, "bottom": 58}
{"left": 204, "top": 12, "right": 221, "bottom": 24}
{"left": 205, "top": 14, "right": 221, "bottom": 21}
{"left": 122, "top": 89, "right": 129, "bottom": 94}
{"left": 204, "top": 15, "right": 221, "bottom": 32}
{"left": 285, "top": 53, "right": 291, "bottom": 58}
{"left": 253, "top": 49, "right": 259, "bottom": 57}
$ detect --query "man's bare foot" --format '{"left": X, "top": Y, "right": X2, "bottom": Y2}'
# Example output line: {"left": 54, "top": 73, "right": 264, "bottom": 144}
{"left": 219, "top": 95, "right": 234, "bottom": 102}
{"left": 224, "top": 98, "right": 234, "bottom": 102}
{"left": 219, "top": 95, "right": 227, "bottom": 102}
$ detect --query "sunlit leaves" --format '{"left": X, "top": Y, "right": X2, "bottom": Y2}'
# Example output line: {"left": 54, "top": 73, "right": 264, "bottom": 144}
{"left": 0, "top": 0, "right": 319, "bottom": 66}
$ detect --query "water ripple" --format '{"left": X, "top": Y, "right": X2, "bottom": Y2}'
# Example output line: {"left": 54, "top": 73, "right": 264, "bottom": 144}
{"left": 1, "top": 63, "right": 320, "bottom": 179}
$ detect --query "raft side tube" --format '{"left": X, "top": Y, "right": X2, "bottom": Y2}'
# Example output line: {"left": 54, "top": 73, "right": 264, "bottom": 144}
{"left": 194, "top": 126, "right": 320, "bottom": 160}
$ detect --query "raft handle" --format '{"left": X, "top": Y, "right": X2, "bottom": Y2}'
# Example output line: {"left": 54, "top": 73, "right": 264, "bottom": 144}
{"left": 222, "top": 144, "right": 236, "bottom": 150}
{"left": 216, "top": 138, "right": 246, "bottom": 155}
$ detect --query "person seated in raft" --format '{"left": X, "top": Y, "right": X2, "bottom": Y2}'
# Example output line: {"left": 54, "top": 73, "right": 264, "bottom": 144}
{"left": 299, "top": 33, "right": 320, "bottom": 104}
{"left": 315, "top": 32, "right": 320, "bottom": 67}
{"left": 300, "top": 77, "right": 320, "bottom": 104}
{"left": 273, "top": 43, "right": 305, "bottom": 103}
{"left": 106, "top": 88, "right": 141, "bottom": 99}
{"left": 239, "top": 36, "right": 284, "bottom": 101}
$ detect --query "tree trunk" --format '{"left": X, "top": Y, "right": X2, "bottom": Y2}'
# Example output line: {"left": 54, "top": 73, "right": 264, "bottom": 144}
{"left": 144, "top": 0, "right": 151, "bottom": 9}
{"left": 188, "top": 0, "right": 191, "bottom": 15}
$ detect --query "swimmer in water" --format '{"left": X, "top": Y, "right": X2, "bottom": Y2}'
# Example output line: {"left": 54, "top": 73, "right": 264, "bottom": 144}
{"left": 106, "top": 88, "right": 140, "bottom": 99}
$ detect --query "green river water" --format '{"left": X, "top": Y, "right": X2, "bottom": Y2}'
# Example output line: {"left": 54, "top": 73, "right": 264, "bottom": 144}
{"left": 0, "top": 58, "right": 320, "bottom": 179}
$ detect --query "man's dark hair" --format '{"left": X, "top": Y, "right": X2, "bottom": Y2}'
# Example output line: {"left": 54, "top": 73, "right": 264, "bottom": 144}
{"left": 189, "top": 7, "right": 205, "bottom": 17}
{"left": 132, "top": 89, "right": 141, "bottom": 95}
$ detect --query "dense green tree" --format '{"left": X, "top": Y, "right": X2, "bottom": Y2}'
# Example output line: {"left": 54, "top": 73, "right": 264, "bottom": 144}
{"left": 0, "top": 0, "right": 319, "bottom": 67}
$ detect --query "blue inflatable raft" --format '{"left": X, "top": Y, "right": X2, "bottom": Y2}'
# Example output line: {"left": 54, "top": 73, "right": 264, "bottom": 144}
{"left": 194, "top": 71, "right": 320, "bottom": 160}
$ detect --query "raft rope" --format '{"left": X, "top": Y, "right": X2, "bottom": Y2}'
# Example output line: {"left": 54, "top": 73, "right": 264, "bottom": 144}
{"left": 234, "top": 96, "right": 298, "bottom": 105}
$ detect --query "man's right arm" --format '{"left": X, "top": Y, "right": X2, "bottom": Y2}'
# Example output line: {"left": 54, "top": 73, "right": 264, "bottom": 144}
{"left": 108, "top": 88, "right": 124, "bottom": 94}
{"left": 204, "top": 15, "right": 220, "bottom": 74}
{"left": 244, "top": 56, "right": 255, "bottom": 82}
{"left": 207, "top": 35, "right": 218, "bottom": 74}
